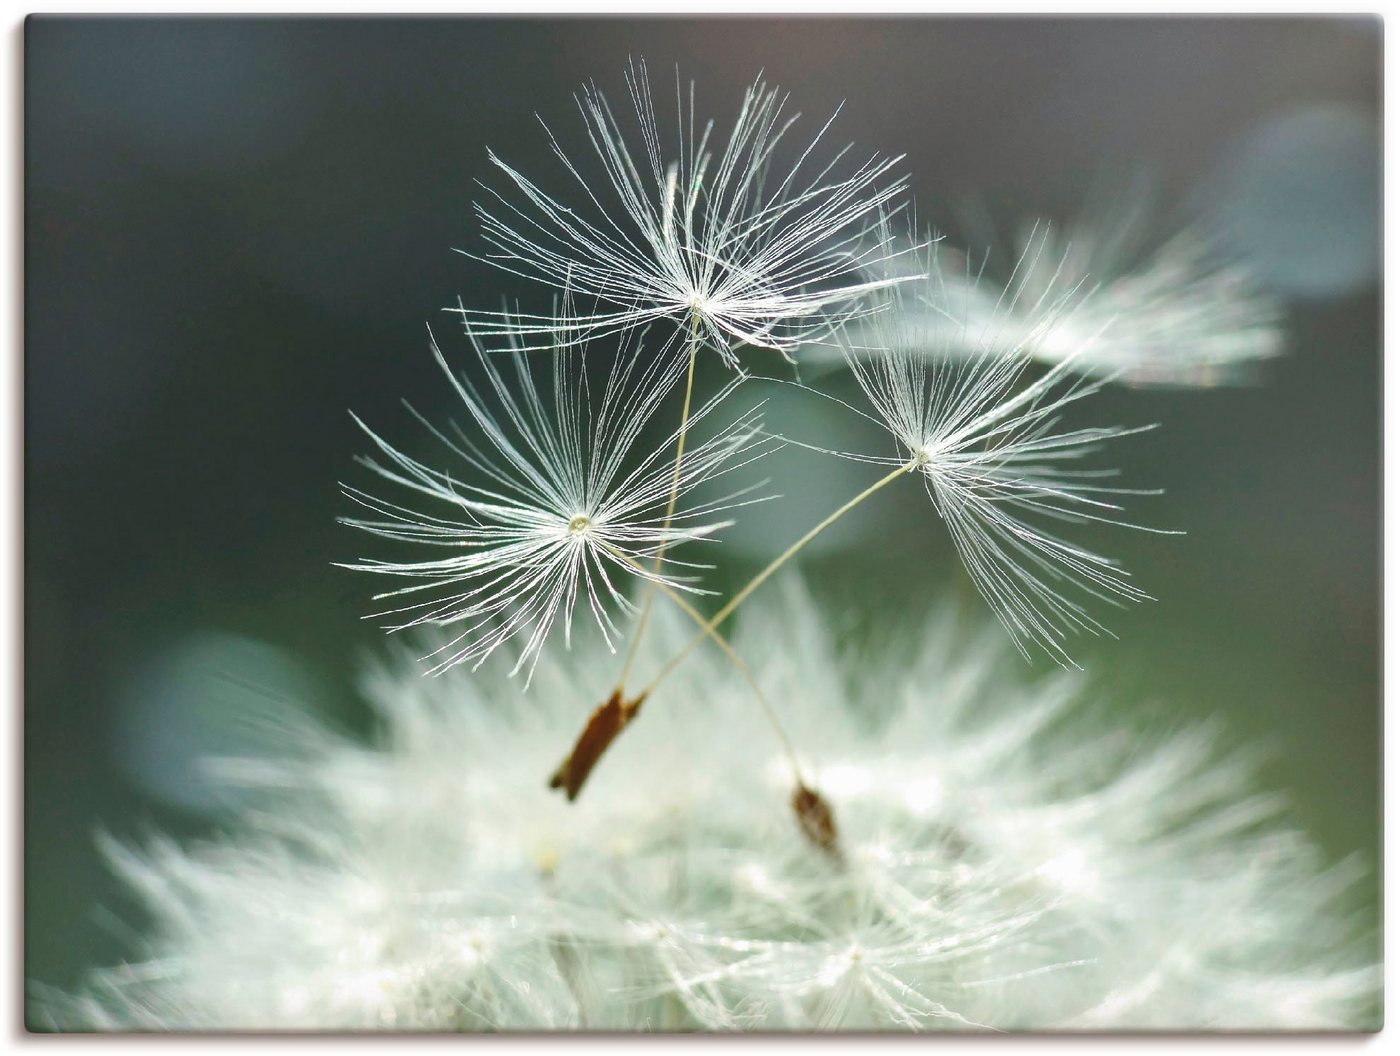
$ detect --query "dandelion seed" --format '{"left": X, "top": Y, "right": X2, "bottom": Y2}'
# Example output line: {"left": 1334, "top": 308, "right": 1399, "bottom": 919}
{"left": 821, "top": 232, "right": 1174, "bottom": 666}
{"left": 631, "top": 231, "right": 1170, "bottom": 681}
{"left": 339, "top": 315, "right": 774, "bottom": 683}
{"left": 845, "top": 196, "right": 1283, "bottom": 386}
{"left": 456, "top": 59, "right": 918, "bottom": 365}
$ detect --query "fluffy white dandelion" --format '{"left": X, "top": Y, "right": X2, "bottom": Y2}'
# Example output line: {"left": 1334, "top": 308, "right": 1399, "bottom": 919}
{"left": 813, "top": 239, "right": 1172, "bottom": 666}
{"left": 456, "top": 60, "right": 917, "bottom": 366}
{"left": 48, "top": 582, "right": 1377, "bottom": 1031}
{"left": 339, "top": 316, "right": 773, "bottom": 682}
{"left": 844, "top": 202, "right": 1282, "bottom": 386}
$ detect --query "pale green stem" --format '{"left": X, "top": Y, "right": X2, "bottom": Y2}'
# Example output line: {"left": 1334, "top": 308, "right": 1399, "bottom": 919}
{"left": 639, "top": 458, "right": 920, "bottom": 699}
{"left": 615, "top": 310, "right": 703, "bottom": 688}
{"left": 604, "top": 543, "right": 807, "bottom": 783}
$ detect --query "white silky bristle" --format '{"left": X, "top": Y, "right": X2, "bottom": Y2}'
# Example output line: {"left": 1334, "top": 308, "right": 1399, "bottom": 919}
{"left": 50, "top": 581, "right": 1377, "bottom": 1031}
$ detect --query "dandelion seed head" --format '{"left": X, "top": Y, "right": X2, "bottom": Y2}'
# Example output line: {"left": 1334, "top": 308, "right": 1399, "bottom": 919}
{"left": 49, "top": 581, "right": 1377, "bottom": 1031}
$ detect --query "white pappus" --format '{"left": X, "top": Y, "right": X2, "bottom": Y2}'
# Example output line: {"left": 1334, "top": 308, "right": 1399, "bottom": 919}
{"left": 806, "top": 231, "right": 1176, "bottom": 667}
{"left": 36, "top": 60, "right": 1373, "bottom": 1039}
{"left": 339, "top": 314, "right": 775, "bottom": 683}
{"left": 47, "top": 581, "right": 1378, "bottom": 1031}
{"left": 839, "top": 198, "right": 1283, "bottom": 387}
{"left": 457, "top": 59, "right": 919, "bottom": 365}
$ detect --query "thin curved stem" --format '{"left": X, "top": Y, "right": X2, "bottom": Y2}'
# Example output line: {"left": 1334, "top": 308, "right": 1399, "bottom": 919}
{"left": 615, "top": 309, "right": 703, "bottom": 688}
{"left": 604, "top": 545, "right": 807, "bottom": 784}
{"left": 639, "top": 457, "right": 919, "bottom": 698}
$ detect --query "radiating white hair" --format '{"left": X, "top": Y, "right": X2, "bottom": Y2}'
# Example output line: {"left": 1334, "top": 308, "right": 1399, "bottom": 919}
{"left": 836, "top": 195, "right": 1283, "bottom": 387}
{"left": 456, "top": 60, "right": 919, "bottom": 365}
{"left": 339, "top": 312, "right": 774, "bottom": 684}
{"left": 48, "top": 581, "right": 1377, "bottom": 1031}
{"left": 792, "top": 228, "right": 1175, "bottom": 667}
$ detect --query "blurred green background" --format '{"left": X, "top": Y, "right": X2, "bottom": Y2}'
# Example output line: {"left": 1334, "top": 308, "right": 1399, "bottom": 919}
{"left": 25, "top": 16, "right": 1380, "bottom": 1001}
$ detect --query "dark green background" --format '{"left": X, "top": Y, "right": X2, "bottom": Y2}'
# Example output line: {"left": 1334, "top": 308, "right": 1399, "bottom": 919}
{"left": 25, "top": 16, "right": 1380, "bottom": 1003}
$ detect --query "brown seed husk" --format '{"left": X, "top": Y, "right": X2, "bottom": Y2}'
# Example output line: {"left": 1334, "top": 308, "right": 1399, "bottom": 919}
{"left": 548, "top": 689, "right": 646, "bottom": 801}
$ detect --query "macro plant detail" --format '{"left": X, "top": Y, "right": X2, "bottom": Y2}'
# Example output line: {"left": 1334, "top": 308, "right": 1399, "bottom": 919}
{"left": 434, "top": 60, "right": 921, "bottom": 810}
{"left": 830, "top": 200, "right": 1283, "bottom": 388}
{"left": 52, "top": 61, "right": 1377, "bottom": 1033}
{"left": 813, "top": 231, "right": 1179, "bottom": 665}
{"left": 971, "top": 218, "right": 1284, "bottom": 386}
{"left": 51, "top": 588, "right": 1378, "bottom": 1031}
{"left": 458, "top": 59, "right": 916, "bottom": 363}
{"left": 337, "top": 313, "right": 773, "bottom": 685}
{"left": 342, "top": 61, "right": 1313, "bottom": 869}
